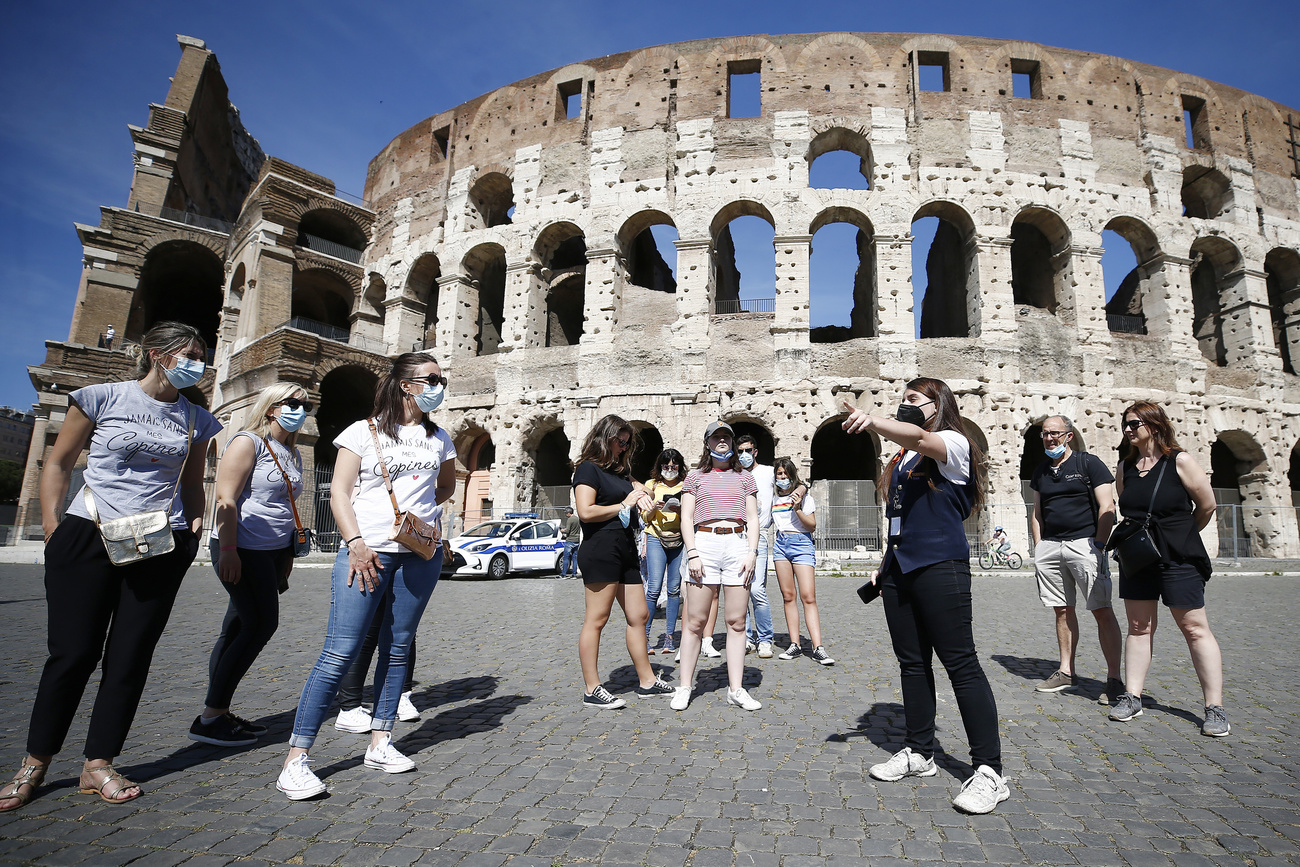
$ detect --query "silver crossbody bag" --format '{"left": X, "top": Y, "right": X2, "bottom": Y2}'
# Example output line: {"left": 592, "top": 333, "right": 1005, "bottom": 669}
{"left": 83, "top": 406, "right": 195, "bottom": 566}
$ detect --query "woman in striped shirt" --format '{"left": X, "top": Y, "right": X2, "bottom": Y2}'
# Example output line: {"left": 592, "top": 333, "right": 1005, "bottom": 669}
{"left": 672, "top": 421, "right": 762, "bottom": 711}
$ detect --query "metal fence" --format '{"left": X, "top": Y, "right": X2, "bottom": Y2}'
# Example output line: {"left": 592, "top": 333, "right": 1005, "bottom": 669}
{"left": 284, "top": 316, "right": 349, "bottom": 343}
{"left": 713, "top": 297, "right": 776, "bottom": 315}
{"left": 158, "top": 206, "right": 233, "bottom": 235}
{"left": 298, "top": 232, "right": 364, "bottom": 264}
{"left": 1106, "top": 313, "right": 1147, "bottom": 334}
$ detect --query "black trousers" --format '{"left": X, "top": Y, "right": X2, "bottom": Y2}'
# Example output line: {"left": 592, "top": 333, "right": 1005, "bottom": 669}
{"left": 880, "top": 557, "right": 1002, "bottom": 774}
{"left": 29, "top": 516, "right": 198, "bottom": 759}
{"left": 205, "top": 539, "right": 292, "bottom": 709}
{"left": 337, "top": 609, "right": 416, "bottom": 711}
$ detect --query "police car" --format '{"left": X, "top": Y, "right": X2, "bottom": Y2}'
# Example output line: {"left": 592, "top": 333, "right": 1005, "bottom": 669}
{"left": 443, "top": 513, "right": 566, "bottom": 579}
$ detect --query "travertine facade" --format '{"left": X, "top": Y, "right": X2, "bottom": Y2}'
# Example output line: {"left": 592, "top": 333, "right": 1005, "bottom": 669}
{"left": 17, "top": 34, "right": 1300, "bottom": 556}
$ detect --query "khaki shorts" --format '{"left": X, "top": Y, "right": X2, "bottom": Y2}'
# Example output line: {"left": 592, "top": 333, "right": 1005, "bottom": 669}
{"left": 1035, "top": 537, "right": 1112, "bottom": 610}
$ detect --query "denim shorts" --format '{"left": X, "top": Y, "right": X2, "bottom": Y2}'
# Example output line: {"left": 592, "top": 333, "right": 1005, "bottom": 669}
{"left": 774, "top": 532, "right": 816, "bottom": 566}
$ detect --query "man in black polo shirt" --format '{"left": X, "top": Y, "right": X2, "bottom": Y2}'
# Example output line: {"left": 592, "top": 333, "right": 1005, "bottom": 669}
{"left": 1029, "top": 414, "right": 1125, "bottom": 705}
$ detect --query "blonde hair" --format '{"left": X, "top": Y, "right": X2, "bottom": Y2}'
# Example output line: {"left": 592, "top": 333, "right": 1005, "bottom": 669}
{"left": 123, "top": 321, "right": 207, "bottom": 378}
{"left": 245, "top": 382, "right": 309, "bottom": 449}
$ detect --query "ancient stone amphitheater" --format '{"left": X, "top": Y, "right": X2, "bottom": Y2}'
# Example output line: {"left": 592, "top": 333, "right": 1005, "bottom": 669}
{"left": 17, "top": 33, "right": 1300, "bottom": 557}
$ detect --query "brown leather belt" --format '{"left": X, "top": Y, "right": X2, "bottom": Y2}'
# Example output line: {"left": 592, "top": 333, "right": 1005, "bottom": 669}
{"left": 695, "top": 524, "right": 743, "bottom": 535}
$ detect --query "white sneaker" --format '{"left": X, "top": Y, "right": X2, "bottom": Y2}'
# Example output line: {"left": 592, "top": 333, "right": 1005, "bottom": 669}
{"left": 757, "top": 641, "right": 773, "bottom": 658}
{"left": 364, "top": 732, "right": 417, "bottom": 773}
{"left": 727, "top": 687, "right": 762, "bottom": 711}
{"left": 745, "top": 639, "right": 757, "bottom": 654}
{"left": 276, "top": 753, "right": 327, "bottom": 800}
{"left": 701, "top": 637, "right": 722, "bottom": 658}
{"left": 335, "top": 706, "right": 372, "bottom": 733}
{"left": 869, "top": 747, "right": 939, "bottom": 782}
{"left": 952, "top": 765, "right": 1010, "bottom": 814}
{"left": 397, "top": 691, "right": 421, "bottom": 722}
{"left": 670, "top": 686, "right": 691, "bottom": 711}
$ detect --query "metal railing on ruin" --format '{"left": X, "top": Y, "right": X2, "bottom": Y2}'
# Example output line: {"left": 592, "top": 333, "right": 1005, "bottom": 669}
{"left": 298, "top": 233, "right": 364, "bottom": 264}
{"left": 713, "top": 297, "right": 776, "bottom": 315}
{"left": 157, "top": 207, "right": 233, "bottom": 235}
{"left": 1107, "top": 313, "right": 1147, "bottom": 334}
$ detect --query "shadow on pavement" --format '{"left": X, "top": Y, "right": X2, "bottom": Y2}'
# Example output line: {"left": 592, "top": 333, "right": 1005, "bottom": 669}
{"left": 826, "top": 702, "right": 972, "bottom": 782}
{"left": 990, "top": 653, "right": 1059, "bottom": 681}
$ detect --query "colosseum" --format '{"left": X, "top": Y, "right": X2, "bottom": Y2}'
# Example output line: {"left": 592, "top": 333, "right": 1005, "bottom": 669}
{"left": 15, "top": 33, "right": 1300, "bottom": 558}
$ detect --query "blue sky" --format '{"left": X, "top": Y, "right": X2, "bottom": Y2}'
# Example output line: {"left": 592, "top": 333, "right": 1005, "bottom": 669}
{"left": 1, "top": 0, "right": 1295, "bottom": 410}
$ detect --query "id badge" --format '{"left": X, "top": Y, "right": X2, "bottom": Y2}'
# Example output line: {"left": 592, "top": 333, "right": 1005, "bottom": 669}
{"left": 889, "top": 516, "right": 901, "bottom": 537}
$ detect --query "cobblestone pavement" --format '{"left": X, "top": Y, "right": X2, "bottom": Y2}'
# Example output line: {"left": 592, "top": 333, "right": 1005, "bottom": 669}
{"left": 0, "top": 560, "right": 1296, "bottom": 866}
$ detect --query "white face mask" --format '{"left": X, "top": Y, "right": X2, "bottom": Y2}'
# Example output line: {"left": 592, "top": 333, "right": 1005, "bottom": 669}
{"left": 661, "top": 469, "right": 679, "bottom": 481}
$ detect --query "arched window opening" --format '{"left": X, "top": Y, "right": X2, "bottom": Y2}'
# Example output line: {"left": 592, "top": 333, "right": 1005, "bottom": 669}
{"left": 134, "top": 240, "right": 224, "bottom": 351}
{"left": 538, "top": 227, "right": 587, "bottom": 347}
{"left": 728, "top": 421, "right": 775, "bottom": 466}
{"left": 1102, "top": 219, "right": 1162, "bottom": 335}
{"left": 1211, "top": 438, "right": 1246, "bottom": 557}
{"left": 1010, "top": 208, "right": 1069, "bottom": 314}
{"left": 461, "top": 431, "right": 495, "bottom": 530}
{"left": 407, "top": 253, "right": 441, "bottom": 351}
{"left": 619, "top": 212, "right": 678, "bottom": 294}
{"left": 810, "top": 210, "right": 875, "bottom": 343}
{"left": 533, "top": 428, "right": 572, "bottom": 513}
{"left": 1265, "top": 248, "right": 1300, "bottom": 374}
{"left": 1189, "top": 238, "right": 1242, "bottom": 368}
{"left": 291, "top": 268, "right": 354, "bottom": 343}
{"left": 1290, "top": 443, "right": 1300, "bottom": 528}
{"left": 297, "top": 209, "right": 366, "bottom": 262}
{"left": 911, "top": 203, "right": 977, "bottom": 338}
{"left": 1211, "top": 431, "right": 1270, "bottom": 557}
{"left": 810, "top": 418, "right": 880, "bottom": 551}
{"left": 1181, "top": 166, "right": 1233, "bottom": 220}
{"left": 807, "top": 128, "right": 872, "bottom": 190}
{"left": 713, "top": 211, "right": 775, "bottom": 315}
{"left": 469, "top": 172, "right": 515, "bottom": 229}
{"left": 629, "top": 423, "right": 664, "bottom": 483}
{"left": 314, "top": 365, "right": 379, "bottom": 468}
{"left": 463, "top": 245, "right": 507, "bottom": 356}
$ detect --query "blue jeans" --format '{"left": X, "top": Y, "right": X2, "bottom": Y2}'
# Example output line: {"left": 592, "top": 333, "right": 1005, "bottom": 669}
{"left": 289, "top": 547, "right": 441, "bottom": 749}
{"left": 643, "top": 535, "right": 683, "bottom": 641}
{"left": 746, "top": 530, "right": 774, "bottom": 643}
{"left": 561, "top": 540, "right": 579, "bottom": 576}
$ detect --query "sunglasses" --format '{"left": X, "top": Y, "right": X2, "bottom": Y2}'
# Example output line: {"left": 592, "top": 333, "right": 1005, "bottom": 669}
{"left": 1122, "top": 420, "right": 1144, "bottom": 431}
{"left": 407, "top": 374, "right": 448, "bottom": 387}
{"left": 613, "top": 436, "right": 631, "bottom": 448}
{"left": 277, "top": 398, "right": 314, "bottom": 412}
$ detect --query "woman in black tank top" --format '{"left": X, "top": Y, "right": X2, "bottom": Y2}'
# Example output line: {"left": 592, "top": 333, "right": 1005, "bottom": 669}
{"left": 1110, "top": 401, "right": 1229, "bottom": 737}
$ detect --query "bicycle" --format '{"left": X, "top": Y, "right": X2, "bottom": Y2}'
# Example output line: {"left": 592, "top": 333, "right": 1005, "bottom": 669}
{"left": 978, "top": 543, "right": 1023, "bottom": 570}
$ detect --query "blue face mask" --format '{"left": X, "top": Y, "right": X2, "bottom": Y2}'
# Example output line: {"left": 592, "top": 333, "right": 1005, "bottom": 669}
{"left": 1044, "top": 444, "right": 1066, "bottom": 459}
{"left": 276, "top": 406, "right": 307, "bottom": 432}
{"left": 710, "top": 446, "right": 733, "bottom": 463}
{"left": 412, "top": 382, "right": 445, "bottom": 412}
{"left": 737, "top": 451, "right": 755, "bottom": 468}
{"left": 162, "top": 354, "right": 205, "bottom": 389}
{"left": 775, "top": 477, "right": 792, "bottom": 491}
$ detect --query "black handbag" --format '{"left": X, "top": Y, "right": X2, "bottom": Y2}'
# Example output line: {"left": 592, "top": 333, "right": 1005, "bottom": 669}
{"left": 1106, "top": 460, "right": 1167, "bottom": 574}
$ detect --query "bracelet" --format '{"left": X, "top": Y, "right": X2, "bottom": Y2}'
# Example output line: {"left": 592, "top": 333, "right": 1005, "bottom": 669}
{"left": 344, "top": 535, "right": 362, "bottom": 547}
{"left": 688, "top": 554, "right": 700, "bottom": 560}
{"left": 686, "top": 548, "right": 698, "bottom": 553}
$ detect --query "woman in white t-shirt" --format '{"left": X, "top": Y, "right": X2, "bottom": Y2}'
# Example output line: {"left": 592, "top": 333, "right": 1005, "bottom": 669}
{"left": 277, "top": 353, "right": 456, "bottom": 800}
{"left": 770, "top": 458, "right": 834, "bottom": 666}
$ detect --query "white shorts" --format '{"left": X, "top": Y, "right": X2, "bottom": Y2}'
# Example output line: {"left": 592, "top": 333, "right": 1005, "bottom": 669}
{"left": 693, "top": 530, "right": 750, "bottom": 587}
{"left": 1035, "top": 537, "right": 1112, "bottom": 610}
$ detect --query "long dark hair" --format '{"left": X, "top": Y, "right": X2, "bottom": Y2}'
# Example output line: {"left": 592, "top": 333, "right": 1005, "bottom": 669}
{"left": 773, "top": 457, "right": 802, "bottom": 491}
{"left": 373, "top": 352, "right": 440, "bottom": 440}
{"left": 652, "top": 448, "right": 685, "bottom": 484}
{"left": 875, "top": 377, "right": 987, "bottom": 509}
{"left": 576, "top": 414, "right": 636, "bottom": 475}
{"left": 1119, "top": 400, "right": 1181, "bottom": 461}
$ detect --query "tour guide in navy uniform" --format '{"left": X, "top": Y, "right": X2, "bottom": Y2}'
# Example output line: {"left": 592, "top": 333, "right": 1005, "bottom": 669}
{"left": 1029, "top": 414, "right": 1124, "bottom": 705}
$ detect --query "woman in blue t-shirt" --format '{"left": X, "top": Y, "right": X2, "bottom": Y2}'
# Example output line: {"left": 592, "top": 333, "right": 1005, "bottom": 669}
{"left": 189, "top": 382, "right": 311, "bottom": 749}
{"left": 0, "top": 322, "right": 221, "bottom": 812}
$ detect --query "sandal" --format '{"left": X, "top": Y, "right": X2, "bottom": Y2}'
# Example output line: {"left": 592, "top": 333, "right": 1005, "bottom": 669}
{"left": 0, "top": 761, "right": 47, "bottom": 812}
{"left": 79, "top": 764, "right": 141, "bottom": 804}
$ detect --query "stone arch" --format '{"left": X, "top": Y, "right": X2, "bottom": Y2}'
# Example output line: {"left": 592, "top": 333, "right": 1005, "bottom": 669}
{"left": 912, "top": 200, "right": 979, "bottom": 338}
{"left": 808, "top": 206, "right": 876, "bottom": 343}
{"left": 1182, "top": 166, "right": 1233, "bottom": 220}
{"left": 461, "top": 242, "right": 507, "bottom": 356}
{"left": 1265, "top": 247, "right": 1300, "bottom": 374}
{"left": 809, "top": 413, "right": 881, "bottom": 549}
{"left": 627, "top": 419, "right": 664, "bottom": 483}
{"left": 534, "top": 221, "right": 587, "bottom": 347}
{"left": 711, "top": 201, "right": 776, "bottom": 315}
{"left": 890, "top": 36, "right": 978, "bottom": 92}
{"left": 686, "top": 35, "right": 790, "bottom": 78}
{"left": 723, "top": 415, "right": 778, "bottom": 466}
{"left": 1211, "top": 429, "right": 1269, "bottom": 557}
{"left": 291, "top": 267, "right": 354, "bottom": 336}
{"left": 791, "top": 34, "right": 886, "bottom": 110}
{"left": 1077, "top": 55, "right": 1153, "bottom": 107}
{"left": 617, "top": 209, "right": 678, "bottom": 294}
{"left": 132, "top": 238, "right": 226, "bottom": 349}
{"left": 454, "top": 424, "right": 496, "bottom": 530}
{"left": 984, "top": 41, "right": 1067, "bottom": 100}
{"left": 405, "top": 253, "right": 442, "bottom": 350}
{"left": 793, "top": 33, "right": 883, "bottom": 72}
{"left": 314, "top": 364, "right": 379, "bottom": 467}
{"left": 1010, "top": 206, "right": 1071, "bottom": 314}
{"left": 520, "top": 413, "right": 572, "bottom": 512}
{"left": 296, "top": 207, "right": 367, "bottom": 257}
{"left": 1189, "top": 235, "right": 1244, "bottom": 367}
{"left": 544, "top": 63, "right": 599, "bottom": 121}
{"left": 806, "top": 126, "right": 873, "bottom": 189}
{"left": 1103, "top": 215, "right": 1164, "bottom": 335}
{"left": 464, "top": 86, "right": 526, "bottom": 158}
{"left": 468, "top": 171, "right": 516, "bottom": 229}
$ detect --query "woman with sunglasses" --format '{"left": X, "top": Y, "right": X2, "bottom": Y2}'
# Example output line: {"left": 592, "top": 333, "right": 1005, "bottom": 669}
{"left": 1108, "top": 402, "right": 1227, "bottom": 737}
{"left": 0, "top": 321, "right": 220, "bottom": 812}
{"left": 573, "top": 415, "right": 673, "bottom": 709}
{"left": 841, "top": 380, "right": 1007, "bottom": 814}
{"left": 641, "top": 448, "right": 686, "bottom": 655}
{"left": 673, "top": 421, "right": 762, "bottom": 712}
{"left": 276, "top": 353, "right": 456, "bottom": 799}
{"left": 189, "top": 383, "right": 311, "bottom": 748}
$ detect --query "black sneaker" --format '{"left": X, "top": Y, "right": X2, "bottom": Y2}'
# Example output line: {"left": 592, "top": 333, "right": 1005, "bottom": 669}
{"left": 582, "top": 686, "right": 627, "bottom": 709}
{"left": 228, "top": 713, "right": 268, "bottom": 736}
{"left": 778, "top": 643, "right": 802, "bottom": 660}
{"left": 811, "top": 646, "right": 835, "bottom": 666}
{"left": 187, "top": 714, "right": 257, "bottom": 747}
{"left": 635, "top": 679, "right": 675, "bottom": 697}
{"left": 1097, "top": 678, "right": 1125, "bottom": 706}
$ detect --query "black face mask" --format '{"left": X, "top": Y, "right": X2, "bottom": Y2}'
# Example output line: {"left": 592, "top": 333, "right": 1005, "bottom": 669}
{"left": 896, "top": 400, "right": 933, "bottom": 427}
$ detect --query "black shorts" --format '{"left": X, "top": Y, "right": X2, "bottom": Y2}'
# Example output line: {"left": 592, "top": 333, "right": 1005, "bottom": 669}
{"left": 1119, "top": 560, "right": 1207, "bottom": 609}
{"left": 577, "top": 529, "right": 642, "bottom": 585}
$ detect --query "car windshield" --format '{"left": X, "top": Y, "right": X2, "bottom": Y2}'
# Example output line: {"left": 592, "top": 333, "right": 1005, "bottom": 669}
{"left": 463, "top": 522, "right": 514, "bottom": 539}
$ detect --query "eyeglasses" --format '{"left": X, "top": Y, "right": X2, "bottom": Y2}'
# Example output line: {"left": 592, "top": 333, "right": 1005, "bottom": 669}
{"left": 407, "top": 374, "right": 447, "bottom": 387}
{"left": 276, "top": 398, "right": 314, "bottom": 412}
{"left": 1040, "top": 430, "right": 1071, "bottom": 440}
{"left": 613, "top": 436, "right": 631, "bottom": 449}
{"left": 1122, "top": 420, "right": 1145, "bottom": 431}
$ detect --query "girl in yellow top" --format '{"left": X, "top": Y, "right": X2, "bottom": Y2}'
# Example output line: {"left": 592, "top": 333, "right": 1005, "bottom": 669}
{"left": 640, "top": 450, "right": 686, "bottom": 654}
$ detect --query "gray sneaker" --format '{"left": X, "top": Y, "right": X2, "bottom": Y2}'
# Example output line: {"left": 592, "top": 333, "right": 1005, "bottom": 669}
{"left": 869, "top": 747, "right": 938, "bottom": 782}
{"left": 1201, "top": 705, "right": 1231, "bottom": 737}
{"left": 1108, "top": 692, "right": 1143, "bottom": 722}
{"left": 1034, "top": 670, "right": 1077, "bottom": 693}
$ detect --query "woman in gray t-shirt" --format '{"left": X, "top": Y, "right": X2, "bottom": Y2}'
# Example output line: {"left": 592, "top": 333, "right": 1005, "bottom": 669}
{"left": 188, "top": 382, "right": 310, "bottom": 749}
{"left": 0, "top": 322, "right": 221, "bottom": 813}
